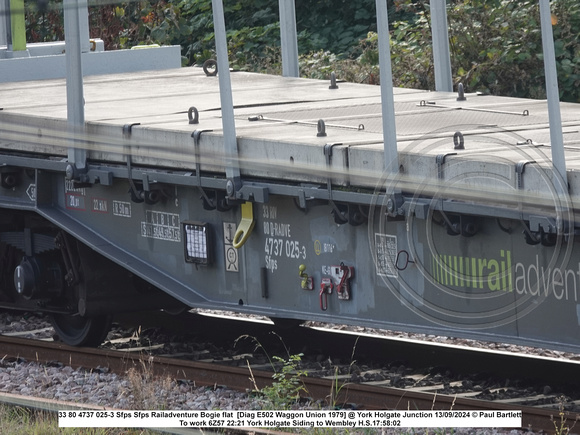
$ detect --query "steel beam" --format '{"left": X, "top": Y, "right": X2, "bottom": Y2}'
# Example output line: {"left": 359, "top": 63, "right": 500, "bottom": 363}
{"left": 430, "top": 0, "right": 453, "bottom": 92}
{"left": 64, "top": 0, "right": 86, "bottom": 170}
{"left": 2, "top": 0, "right": 11, "bottom": 51}
{"left": 375, "top": 0, "right": 399, "bottom": 176}
{"left": 539, "top": 0, "right": 567, "bottom": 190}
{"left": 279, "top": 0, "right": 299, "bottom": 77}
{"left": 212, "top": 0, "right": 241, "bottom": 194}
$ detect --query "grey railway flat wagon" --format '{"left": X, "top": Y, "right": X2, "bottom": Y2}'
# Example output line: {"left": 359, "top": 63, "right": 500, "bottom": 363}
{"left": 1, "top": 67, "right": 580, "bottom": 350}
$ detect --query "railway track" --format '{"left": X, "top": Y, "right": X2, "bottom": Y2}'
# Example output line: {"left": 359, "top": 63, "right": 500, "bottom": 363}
{"left": 0, "top": 333, "right": 578, "bottom": 433}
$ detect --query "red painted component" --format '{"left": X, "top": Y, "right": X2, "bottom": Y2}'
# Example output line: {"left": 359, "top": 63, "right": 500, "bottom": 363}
{"left": 319, "top": 278, "right": 333, "bottom": 311}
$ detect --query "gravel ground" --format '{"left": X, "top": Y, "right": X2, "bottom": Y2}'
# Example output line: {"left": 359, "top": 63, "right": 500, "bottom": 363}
{"left": 0, "top": 312, "right": 261, "bottom": 411}
{"left": 0, "top": 359, "right": 261, "bottom": 411}
{"left": 0, "top": 311, "right": 574, "bottom": 434}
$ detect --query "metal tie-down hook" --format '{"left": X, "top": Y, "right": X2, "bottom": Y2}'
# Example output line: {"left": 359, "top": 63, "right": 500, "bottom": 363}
{"left": 317, "top": 119, "right": 327, "bottom": 137}
{"left": 202, "top": 59, "right": 218, "bottom": 76}
{"left": 329, "top": 72, "right": 339, "bottom": 89}
{"left": 453, "top": 131, "right": 465, "bottom": 150}
{"left": 457, "top": 83, "right": 467, "bottom": 101}
{"left": 188, "top": 107, "right": 199, "bottom": 124}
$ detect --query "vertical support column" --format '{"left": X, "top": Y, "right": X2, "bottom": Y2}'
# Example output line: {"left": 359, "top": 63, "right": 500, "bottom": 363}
{"left": 212, "top": 0, "right": 241, "bottom": 195}
{"left": 279, "top": 0, "right": 299, "bottom": 77}
{"left": 10, "top": 0, "right": 25, "bottom": 51}
{"left": 79, "top": 0, "right": 90, "bottom": 53}
{"left": 64, "top": 0, "right": 86, "bottom": 170}
{"left": 375, "top": 0, "right": 399, "bottom": 176}
{"left": 1, "top": 0, "right": 9, "bottom": 48}
{"left": 430, "top": 0, "right": 453, "bottom": 92}
{"left": 539, "top": 0, "right": 566, "bottom": 188}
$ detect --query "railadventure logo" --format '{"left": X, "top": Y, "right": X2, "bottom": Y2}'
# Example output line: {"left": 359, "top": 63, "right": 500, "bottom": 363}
{"left": 432, "top": 249, "right": 579, "bottom": 301}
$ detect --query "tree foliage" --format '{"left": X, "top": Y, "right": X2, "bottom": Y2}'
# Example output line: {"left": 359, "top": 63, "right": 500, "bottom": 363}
{"left": 22, "top": 0, "right": 580, "bottom": 101}
{"left": 384, "top": 0, "right": 580, "bottom": 101}
{"left": 451, "top": 0, "right": 580, "bottom": 102}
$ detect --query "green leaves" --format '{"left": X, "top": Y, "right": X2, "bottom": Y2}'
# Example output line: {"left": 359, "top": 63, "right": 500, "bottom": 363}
{"left": 260, "top": 354, "right": 308, "bottom": 409}
{"left": 371, "top": 0, "right": 580, "bottom": 101}
{"left": 25, "top": 0, "right": 580, "bottom": 102}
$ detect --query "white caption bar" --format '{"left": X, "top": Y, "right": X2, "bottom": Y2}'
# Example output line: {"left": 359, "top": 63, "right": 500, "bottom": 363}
{"left": 59, "top": 410, "right": 522, "bottom": 428}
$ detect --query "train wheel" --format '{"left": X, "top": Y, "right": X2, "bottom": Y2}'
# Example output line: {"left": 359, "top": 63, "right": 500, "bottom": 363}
{"left": 50, "top": 314, "right": 111, "bottom": 347}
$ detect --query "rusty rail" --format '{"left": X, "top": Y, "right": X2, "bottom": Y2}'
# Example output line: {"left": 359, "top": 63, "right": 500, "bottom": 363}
{"left": 0, "top": 335, "right": 575, "bottom": 432}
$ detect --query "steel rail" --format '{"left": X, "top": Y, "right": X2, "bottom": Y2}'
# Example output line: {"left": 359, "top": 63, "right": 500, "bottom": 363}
{"left": 0, "top": 335, "right": 574, "bottom": 432}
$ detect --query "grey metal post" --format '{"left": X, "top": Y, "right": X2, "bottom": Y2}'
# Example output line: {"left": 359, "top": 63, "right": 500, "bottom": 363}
{"left": 539, "top": 0, "right": 566, "bottom": 187}
{"left": 375, "top": 0, "right": 399, "bottom": 175}
{"left": 430, "top": 0, "right": 453, "bottom": 92}
{"left": 2, "top": 0, "right": 11, "bottom": 51}
{"left": 212, "top": 0, "right": 241, "bottom": 193}
{"left": 279, "top": 0, "right": 299, "bottom": 77}
{"left": 0, "top": 0, "right": 7, "bottom": 47}
{"left": 79, "top": 0, "right": 90, "bottom": 53}
{"left": 64, "top": 0, "right": 86, "bottom": 170}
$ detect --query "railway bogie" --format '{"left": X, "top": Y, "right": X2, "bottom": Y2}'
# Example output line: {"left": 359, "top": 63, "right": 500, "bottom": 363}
{"left": 0, "top": 206, "right": 184, "bottom": 345}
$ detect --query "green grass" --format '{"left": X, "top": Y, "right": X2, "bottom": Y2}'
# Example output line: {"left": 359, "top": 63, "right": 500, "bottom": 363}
{"left": 0, "top": 405, "right": 159, "bottom": 435}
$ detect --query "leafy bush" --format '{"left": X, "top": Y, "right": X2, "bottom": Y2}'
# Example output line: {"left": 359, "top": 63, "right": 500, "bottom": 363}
{"left": 348, "top": 1, "right": 544, "bottom": 93}
{"left": 25, "top": 0, "right": 396, "bottom": 65}
{"left": 259, "top": 354, "right": 308, "bottom": 410}
{"left": 25, "top": 0, "right": 64, "bottom": 42}
{"left": 448, "top": 0, "right": 580, "bottom": 101}
{"left": 448, "top": 0, "right": 546, "bottom": 98}
{"left": 337, "top": 0, "right": 580, "bottom": 101}
{"left": 294, "top": 0, "right": 376, "bottom": 56}
{"left": 22, "top": 0, "right": 580, "bottom": 101}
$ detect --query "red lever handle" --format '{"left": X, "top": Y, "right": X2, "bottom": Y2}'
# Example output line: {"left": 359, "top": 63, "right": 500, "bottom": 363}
{"left": 319, "top": 278, "right": 332, "bottom": 311}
